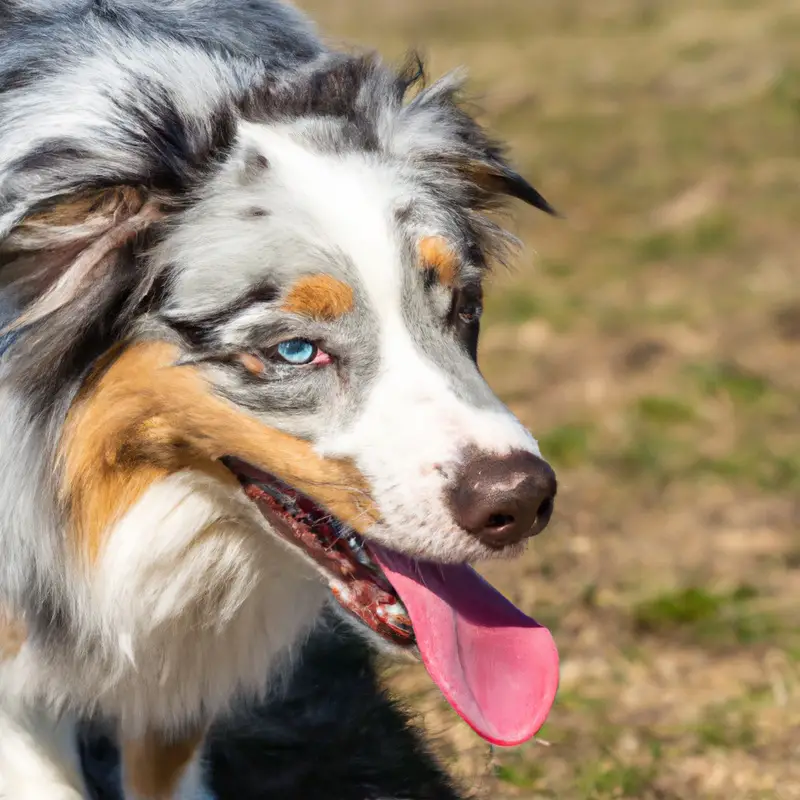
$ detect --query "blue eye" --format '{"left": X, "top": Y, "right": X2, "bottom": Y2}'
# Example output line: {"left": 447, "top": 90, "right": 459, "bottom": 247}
{"left": 276, "top": 338, "right": 317, "bottom": 365}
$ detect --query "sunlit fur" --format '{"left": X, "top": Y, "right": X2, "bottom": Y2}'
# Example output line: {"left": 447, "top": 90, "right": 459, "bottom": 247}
{"left": 0, "top": 1, "right": 555, "bottom": 797}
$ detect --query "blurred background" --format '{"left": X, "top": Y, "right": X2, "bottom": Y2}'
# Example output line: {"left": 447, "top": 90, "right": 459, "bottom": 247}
{"left": 300, "top": 2, "right": 799, "bottom": 797}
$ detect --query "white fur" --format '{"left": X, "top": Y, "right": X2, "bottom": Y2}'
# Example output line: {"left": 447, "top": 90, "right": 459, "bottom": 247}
{"left": 86, "top": 469, "right": 327, "bottom": 733}
{"left": 0, "top": 469, "right": 326, "bottom": 797}
{"left": 0, "top": 704, "right": 86, "bottom": 800}
{"left": 172, "top": 754, "right": 215, "bottom": 800}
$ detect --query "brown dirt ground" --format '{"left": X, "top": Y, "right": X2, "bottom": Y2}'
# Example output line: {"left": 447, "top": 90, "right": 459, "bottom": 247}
{"left": 298, "top": 1, "right": 800, "bottom": 797}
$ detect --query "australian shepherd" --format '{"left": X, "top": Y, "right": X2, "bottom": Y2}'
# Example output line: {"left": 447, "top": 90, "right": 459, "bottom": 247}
{"left": 0, "top": 1, "right": 560, "bottom": 797}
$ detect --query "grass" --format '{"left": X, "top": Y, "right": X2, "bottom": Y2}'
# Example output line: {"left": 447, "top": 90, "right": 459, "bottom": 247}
{"left": 635, "top": 396, "right": 695, "bottom": 425}
{"left": 539, "top": 423, "right": 594, "bottom": 468}
{"left": 695, "top": 704, "right": 758, "bottom": 750}
{"left": 577, "top": 760, "right": 659, "bottom": 799}
{"left": 300, "top": 0, "right": 800, "bottom": 796}
{"left": 633, "top": 214, "right": 737, "bottom": 264}
{"left": 494, "top": 760, "right": 546, "bottom": 789}
{"left": 632, "top": 586, "right": 784, "bottom": 647}
{"left": 486, "top": 289, "right": 545, "bottom": 324}
{"left": 687, "top": 362, "right": 772, "bottom": 405}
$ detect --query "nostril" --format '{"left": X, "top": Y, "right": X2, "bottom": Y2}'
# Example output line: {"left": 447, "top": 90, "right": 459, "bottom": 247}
{"left": 536, "top": 496, "right": 554, "bottom": 522}
{"left": 486, "top": 512, "right": 515, "bottom": 530}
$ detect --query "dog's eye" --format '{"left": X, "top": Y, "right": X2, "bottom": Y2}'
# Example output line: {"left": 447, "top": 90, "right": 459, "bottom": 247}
{"left": 458, "top": 302, "right": 483, "bottom": 325}
{"left": 275, "top": 339, "right": 318, "bottom": 365}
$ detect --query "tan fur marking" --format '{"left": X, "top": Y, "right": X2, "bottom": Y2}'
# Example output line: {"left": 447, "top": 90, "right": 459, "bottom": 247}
{"left": 6, "top": 186, "right": 149, "bottom": 252}
{"left": 418, "top": 236, "right": 460, "bottom": 287}
{"left": 236, "top": 352, "right": 266, "bottom": 375}
{"left": 2, "top": 189, "right": 163, "bottom": 336}
{"left": 61, "top": 342, "right": 378, "bottom": 562}
{"left": 122, "top": 729, "right": 204, "bottom": 800}
{"left": 25, "top": 186, "right": 146, "bottom": 227}
{"left": 281, "top": 274, "right": 354, "bottom": 321}
{"left": 0, "top": 607, "right": 26, "bottom": 659}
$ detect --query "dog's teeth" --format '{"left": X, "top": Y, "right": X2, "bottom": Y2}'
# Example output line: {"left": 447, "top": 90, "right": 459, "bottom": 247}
{"left": 355, "top": 551, "right": 374, "bottom": 568}
{"left": 330, "top": 580, "right": 353, "bottom": 603}
{"left": 377, "top": 601, "right": 410, "bottom": 626}
{"left": 345, "top": 533, "right": 375, "bottom": 566}
{"left": 349, "top": 536, "right": 363, "bottom": 551}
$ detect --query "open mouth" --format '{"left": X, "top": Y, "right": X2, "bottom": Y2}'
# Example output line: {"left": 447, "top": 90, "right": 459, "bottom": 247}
{"left": 221, "top": 455, "right": 560, "bottom": 747}
{"left": 221, "top": 456, "right": 415, "bottom": 648}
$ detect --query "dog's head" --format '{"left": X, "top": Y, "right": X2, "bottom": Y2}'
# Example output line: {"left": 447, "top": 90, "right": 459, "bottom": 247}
{"left": 1, "top": 52, "right": 559, "bottom": 744}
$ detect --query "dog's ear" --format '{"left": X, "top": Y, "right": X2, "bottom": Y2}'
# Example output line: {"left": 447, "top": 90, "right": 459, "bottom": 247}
{"left": 400, "top": 69, "right": 560, "bottom": 218}
{"left": 464, "top": 158, "right": 559, "bottom": 217}
{"left": 0, "top": 185, "right": 164, "bottom": 333}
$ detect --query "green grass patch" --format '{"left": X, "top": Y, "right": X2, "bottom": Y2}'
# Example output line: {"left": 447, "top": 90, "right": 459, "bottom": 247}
{"left": 678, "top": 39, "right": 718, "bottom": 63}
{"left": 633, "top": 585, "right": 783, "bottom": 646}
{"left": 539, "top": 423, "right": 594, "bottom": 468}
{"left": 611, "top": 429, "right": 683, "bottom": 483}
{"left": 486, "top": 289, "right": 544, "bottom": 324}
{"left": 634, "top": 231, "right": 679, "bottom": 263}
{"left": 541, "top": 257, "right": 574, "bottom": 279}
{"left": 696, "top": 705, "right": 757, "bottom": 750}
{"left": 577, "top": 760, "right": 658, "bottom": 798}
{"left": 689, "top": 214, "right": 736, "bottom": 255}
{"left": 688, "top": 362, "right": 770, "bottom": 404}
{"left": 556, "top": 688, "right": 610, "bottom": 715}
{"left": 771, "top": 65, "right": 800, "bottom": 121}
{"left": 693, "top": 448, "right": 800, "bottom": 492}
{"left": 636, "top": 395, "right": 696, "bottom": 425}
{"left": 632, "top": 213, "right": 737, "bottom": 266}
{"left": 494, "top": 759, "right": 545, "bottom": 789}
{"left": 635, "top": 587, "right": 722, "bottom": 631}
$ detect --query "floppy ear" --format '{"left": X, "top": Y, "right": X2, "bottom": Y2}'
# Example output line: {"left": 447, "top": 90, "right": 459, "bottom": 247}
{"left": 466, "top": 159, "right": 560, "bottom": 217}
{"left": 399, "top": 69, "right": 560, "bottom": 219}
{"left": 0, "top": 185, "right": 164, "bottom": 334}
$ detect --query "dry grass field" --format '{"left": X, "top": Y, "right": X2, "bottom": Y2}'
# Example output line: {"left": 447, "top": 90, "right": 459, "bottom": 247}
{"left": 298, "top": 1, "right": 800, "bottom": 797}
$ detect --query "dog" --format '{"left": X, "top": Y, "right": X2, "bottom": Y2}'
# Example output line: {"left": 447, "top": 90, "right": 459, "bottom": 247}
{"left": 79, "top": 610, "right": 466, "bottom": 800}
{"left": 0, "top": 1, "right": 560, "bottom": 797}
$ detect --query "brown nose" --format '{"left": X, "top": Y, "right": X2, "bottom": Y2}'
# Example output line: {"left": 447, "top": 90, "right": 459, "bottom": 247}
{"left": 448, "top": 451, "right": 557, "bottom": 548}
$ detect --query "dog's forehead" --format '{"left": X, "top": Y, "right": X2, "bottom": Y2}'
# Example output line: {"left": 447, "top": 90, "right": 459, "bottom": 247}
{"left": 248, "top": 123, "right": 407, "bottom": 304}
{"left": 162, "top": 121, "right": 477, "bottom": 319}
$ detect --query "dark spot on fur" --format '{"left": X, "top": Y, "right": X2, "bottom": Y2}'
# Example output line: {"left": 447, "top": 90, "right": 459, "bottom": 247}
{"left": 422, "top": 267, "right": 438, "bottom": 291}
{"left": 0, "top": 62, "right": 46, "bottom": 93}
{"left": 244, "top": 206, "right": 270, "bottom": 219}
{"left": 239, "top": 148, "right": 270, "bottom": 184}
{"left": 395, "top": 203, "right": 414, "bottom": 224}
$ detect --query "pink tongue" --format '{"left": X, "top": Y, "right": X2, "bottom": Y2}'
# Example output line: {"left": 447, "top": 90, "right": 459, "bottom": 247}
{"left": 370, "top": 545, "right": 559, "bottom": 746}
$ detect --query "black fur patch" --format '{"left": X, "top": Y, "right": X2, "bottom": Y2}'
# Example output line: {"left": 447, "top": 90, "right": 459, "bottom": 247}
{"left": 112, "top": 82, "right": 238, "bottom": 196}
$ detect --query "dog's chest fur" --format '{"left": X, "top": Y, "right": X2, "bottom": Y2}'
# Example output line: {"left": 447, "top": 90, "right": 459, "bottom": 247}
{"left": 2, "top": 470, "right": 327, "bottom": 733}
